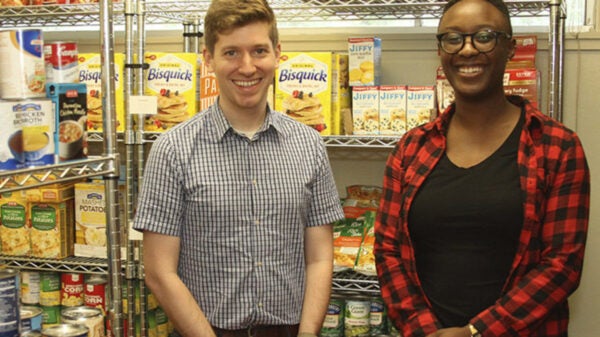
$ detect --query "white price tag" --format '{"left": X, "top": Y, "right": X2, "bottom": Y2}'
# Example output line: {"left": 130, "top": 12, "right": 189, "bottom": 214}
{"left": 128, "top": 95, "right": 157, "bottom": 115}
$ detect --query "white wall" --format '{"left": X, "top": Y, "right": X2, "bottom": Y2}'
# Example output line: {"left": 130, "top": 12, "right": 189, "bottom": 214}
{"left": 48, "top": 26, "right": 600, "bottom": 337}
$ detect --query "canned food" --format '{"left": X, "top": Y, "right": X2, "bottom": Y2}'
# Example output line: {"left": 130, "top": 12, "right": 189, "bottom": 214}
{"left": 40, "top": 272, "right": 61, "bottom": 307}
{"left": 22, "top": 330, "right": 43, "bottom": 337}
{"left": 44, "top": 42, "right": 79, "bottom": 84}
{"left": 61, "top": 306, "right": 104, "bottom": 337}
{"left": 344, "top": 295, "right": 371, "bottom": 337}
{"left": 21, "top": 305, "right": 44, "bottom": 333}
{"left": 41, "top": 323, "right": 88, "bottom": 337}
{"left": 41, "top": 305, "right": 62, "bottom": 328}
{"left": 369, "top": 297, "right": 388, "bottom": 335}
{"left": 320, "top": 294, "right": 345, "bottom": 337}
{"left": 61, "top": 273, "right": 84, "bottom": 307}
{"left": 21, "top": 271, "right": 41, "bottom": 305}
{"left": 84, "top": 276, "right": 106, "bottom": 315}
{"left": 0, "top": 29, "right": 46, "bottom": 99}
{"left": 0, "top": 268, "right": 20, "bottom": 337}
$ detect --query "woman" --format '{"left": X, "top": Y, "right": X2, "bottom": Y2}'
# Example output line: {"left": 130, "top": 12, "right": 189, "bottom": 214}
{"left": 374, "top": 0, "right": 590, "bottom": 336}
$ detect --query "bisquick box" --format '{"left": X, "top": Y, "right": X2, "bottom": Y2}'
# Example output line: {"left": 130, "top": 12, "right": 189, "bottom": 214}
{"left": 275, "top": 52, "right": 333, "bottom": 135}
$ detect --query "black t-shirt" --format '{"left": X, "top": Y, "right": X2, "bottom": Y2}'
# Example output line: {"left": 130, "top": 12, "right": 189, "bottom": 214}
{"left": 408, "top": 112, "right": 525, "bottom": 327}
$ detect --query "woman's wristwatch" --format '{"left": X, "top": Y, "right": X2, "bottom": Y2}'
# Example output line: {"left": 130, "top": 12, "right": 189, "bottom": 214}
{"left": 468, "top": 324, "right": 482, "bottom": 337}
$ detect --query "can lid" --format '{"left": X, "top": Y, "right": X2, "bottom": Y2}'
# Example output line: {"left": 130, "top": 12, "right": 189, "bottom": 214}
{"left": 42, "top": 323, "right": 89, "bottom": 335}
{"left": 61, "top": 306, "right": 103, "bottom": 319}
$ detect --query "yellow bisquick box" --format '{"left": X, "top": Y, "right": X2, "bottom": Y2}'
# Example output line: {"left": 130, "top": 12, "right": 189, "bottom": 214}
{"left": 78, "top": 53, "right": 125, "bottom": 132}
{"left": 29, "top": 198, "right": 74, "bottom": 259}
{"left": 348, "top": 37, "right": 382, "bottom": 86}
{"left": 275, "top": 52, "right": 333, "bottom": 135}
{"left": 144, "top": 52, "right": 198, "bottom": 132}
{"left": 0, "top": 191, "right": 30, "bottom": 256}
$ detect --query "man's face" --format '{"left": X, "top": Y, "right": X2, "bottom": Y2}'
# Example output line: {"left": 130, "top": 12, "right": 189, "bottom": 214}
{"left": 437, "top": 0, "right": 515, "bottom": 101}
{"left": 204, "top": 21, "right": 280, "bottom": 115}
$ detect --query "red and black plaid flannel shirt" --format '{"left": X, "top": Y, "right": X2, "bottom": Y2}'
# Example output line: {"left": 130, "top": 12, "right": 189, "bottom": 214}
{"left": 374, "top": 96, "right": 590, "bottom": 337}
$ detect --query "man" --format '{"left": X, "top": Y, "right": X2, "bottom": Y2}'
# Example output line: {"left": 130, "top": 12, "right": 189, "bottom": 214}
{"left": 133, "top": 1, "right": 344, "bottom": 336}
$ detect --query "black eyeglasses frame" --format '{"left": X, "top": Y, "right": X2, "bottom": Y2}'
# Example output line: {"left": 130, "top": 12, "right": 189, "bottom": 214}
{"left": 436, "top": 29, "right": 512, "bottom": 55}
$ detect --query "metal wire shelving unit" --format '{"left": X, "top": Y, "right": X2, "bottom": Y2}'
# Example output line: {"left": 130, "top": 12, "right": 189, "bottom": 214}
{"left": 0, "top": 0, "right": 564, "bottom": 329}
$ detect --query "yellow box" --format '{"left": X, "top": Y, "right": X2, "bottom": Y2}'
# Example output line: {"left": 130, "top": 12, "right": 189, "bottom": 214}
{"left": 0, "top": 191, "right": 29, "bottom": 256}
{"left": 74, "top": 182, "right": 107, "bottom": 258}
{"left": 331, "top": 53, "right": 350, "bottom": 135}
{"left": 29, "top": 199, "right": 74, "bottom": 259}
{"left": 144, "top": 52, "right": 198, "bottom": 132}
{"left": 275, "top": 52, "right": 333, "bottom": 135}
{"left": 78, "top": 53, "right": 126, "bottom": 132}
{"left": 25, "top": 182, "right": 76, "bottom": 203}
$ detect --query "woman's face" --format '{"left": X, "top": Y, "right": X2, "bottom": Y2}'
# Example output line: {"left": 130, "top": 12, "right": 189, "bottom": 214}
{"left": 437, "top": 0, "right": 515, "bottom": 101}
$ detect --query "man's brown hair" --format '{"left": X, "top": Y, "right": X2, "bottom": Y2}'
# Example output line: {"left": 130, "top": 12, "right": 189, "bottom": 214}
{"left": 204, "top": 0, "right": 279, "bottom": 54}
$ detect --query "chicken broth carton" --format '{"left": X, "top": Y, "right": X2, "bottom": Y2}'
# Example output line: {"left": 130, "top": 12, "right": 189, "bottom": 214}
{"left": 144, "top": 52, "right": 197, "bottom": 132}
{"left": 379, "top": 85, "right": 407, "bottom": 136}
{"left": 275, "top": 52, "right": 333, "bottom": 135}
{"left": 74, "top": 182, "right": 107, "bottom": 258}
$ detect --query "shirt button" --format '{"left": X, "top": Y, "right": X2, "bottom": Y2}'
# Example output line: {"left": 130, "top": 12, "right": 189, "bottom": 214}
{"left": 258, "top": 302, "right": 263, "bottom": 307}
{"left": 256, "top": 261, "right": 263, "bottom": 267}
{"left": 254, "top": 220, "right": 260, "bottom": 225}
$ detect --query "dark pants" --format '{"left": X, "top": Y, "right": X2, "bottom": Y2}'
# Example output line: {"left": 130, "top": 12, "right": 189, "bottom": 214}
{"left": 212, "top": 324, "right": 300, "bottom": 337}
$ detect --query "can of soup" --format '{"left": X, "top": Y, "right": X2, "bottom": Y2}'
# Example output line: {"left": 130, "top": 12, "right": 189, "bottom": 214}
{"left": 41, "top": 323, "right": 88, "bottom": 337}
{"left": 0, "top": 268, "right": 20, "bottom": 337}
{"left": 44, "top": 42, "right": 79, "bottom": 84}
{"left": 61, "top": 307, "right": 104, "bottom": 337}
{"left": 21, "top": 271, "right": 41, "bottom": 305}
{"left": 20, "top": 305, "right": 43, "bottom": 333}
{"left": 0, "top": 29, "right": 46, "bottom": 99}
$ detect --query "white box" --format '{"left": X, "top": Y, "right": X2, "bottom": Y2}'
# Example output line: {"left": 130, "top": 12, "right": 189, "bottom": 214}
{"left": 379, "top": 85, "right": 407, "bottom": 136}
{"left": 348, "top": 37, "right": 381, "bottom": 86}
{"left": 406, "top": 86, "right": 435, "bottom": 130}
{"left": 351, "top": 86, "right": 379, "bottom": 135}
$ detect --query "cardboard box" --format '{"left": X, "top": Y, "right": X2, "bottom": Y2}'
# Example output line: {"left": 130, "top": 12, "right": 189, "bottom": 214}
{"left": 78, "top": 53, "right": 125, "bottom": 132}
{"left": 348, "top": 37, "right": 381, "bottom": 86}
{"left": 25, "top": 182, "right": 76, "bottom": 203}
{"left": 275, "top": 52, "right": 333, "bottom": 135}
{"left": 74, "top": 182, "right": 107, "bottom": 258}
{"left": 46, "top": 83, "right": 89, "bottom": 162}
{"left": 197, "top": 54, "right": 219, "bottom": 112}
{"left": 331, "top": 53, "right": 350, "bottom": 135}
{"left": 379, "top": 85, "right": 407, "bottom": 136}
{"left": 0, "top": 191, "right": 30, "bottom": 256}
{"left": 503, "top": 67, "right": 540, "bottom": 109}
{"left": 29, "top": 198, "right": 74, "bottom": 259}
{"left": 406, "top": 86, "right": 435, "bottom": 130}
{"left": 144, "top": 52, "right": 198, "bottom": 132}
{"left": 351, "top": 86, "right": 379, "bottom": 135}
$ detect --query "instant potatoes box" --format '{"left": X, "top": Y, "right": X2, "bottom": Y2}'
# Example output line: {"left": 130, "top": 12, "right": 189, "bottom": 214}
{"left": 74, "top": 182, "right": 107, "bottom": 258}
{"left": 78, "top": 53, "right": 125, "bottom": 132}
{"left": 29, "top": 198, "right": 74, "bottom": 259}
{"left": 275, "top": 52, "right": 333, "bottom": 135}
{"left": 0, "top": 191, "right": 30, "bottom": 256}
{"left": 144, "top": 52, "right": 197, "bottom": 132}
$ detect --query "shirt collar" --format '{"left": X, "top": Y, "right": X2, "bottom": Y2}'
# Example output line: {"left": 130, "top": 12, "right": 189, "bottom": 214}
{"left": 208, "top": 98, "right": 285, "bottom": 141}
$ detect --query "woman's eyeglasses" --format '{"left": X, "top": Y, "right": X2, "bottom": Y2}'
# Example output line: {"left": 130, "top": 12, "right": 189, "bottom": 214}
{"left": 436, "top": 29, "right": 512, "bottom": 55}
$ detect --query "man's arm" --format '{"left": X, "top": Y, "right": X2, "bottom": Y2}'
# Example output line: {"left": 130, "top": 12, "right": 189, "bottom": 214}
{"left": 143, "top": 231, "right": 216, "bottom": 337}
{"left": 298, "top": 224, "right": 334, "bottom": 335}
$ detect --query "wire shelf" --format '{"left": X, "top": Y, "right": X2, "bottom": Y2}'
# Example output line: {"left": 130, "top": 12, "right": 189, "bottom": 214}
{"left": 0, "top": 0, "right": 550, "bottom": 28}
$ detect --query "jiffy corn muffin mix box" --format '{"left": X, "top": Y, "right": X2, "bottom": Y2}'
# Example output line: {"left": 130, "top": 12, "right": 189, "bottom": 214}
{"left": 348, "top": 37, "right": 381, "bottom": 86}
{"left": 351, "top": 86, "right": 379, "bottom": 135}
{"left": 78, "top": 53, "right": 125, "bottom": 132}
{"left": 379, "top": 85, "right": 407, "bottom": 136}
{"left": 275, "top": 52, "right": 333, "bottom": 135}
{"left": 406, "top": 86, "right": 435, "bottom": 130}
{"left": 144, "top": 52, "right": 197, "bottom": 132}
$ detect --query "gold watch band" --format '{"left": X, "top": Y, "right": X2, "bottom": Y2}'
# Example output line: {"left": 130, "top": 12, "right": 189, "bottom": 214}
{"left": 468, "top": 324, "right": 482, "bottom": 337}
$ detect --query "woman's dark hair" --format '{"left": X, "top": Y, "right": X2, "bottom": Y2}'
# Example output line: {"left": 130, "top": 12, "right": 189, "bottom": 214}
{"left": 442, "top": 0, "right": 513, "bottom": 35}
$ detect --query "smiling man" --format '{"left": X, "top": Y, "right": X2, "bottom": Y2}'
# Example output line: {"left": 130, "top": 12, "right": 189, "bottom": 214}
{"left": 133, "top": 1, "right": 344, "bottom": 337}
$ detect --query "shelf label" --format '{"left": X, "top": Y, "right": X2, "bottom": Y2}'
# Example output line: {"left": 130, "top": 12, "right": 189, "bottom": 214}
{"left": 128, "top": 95, "right": 157, "bottom": 115}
